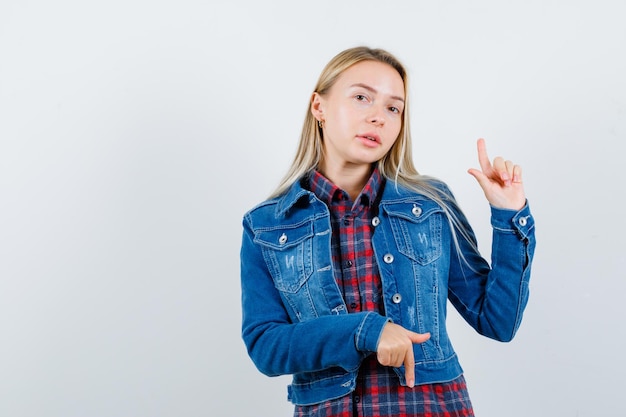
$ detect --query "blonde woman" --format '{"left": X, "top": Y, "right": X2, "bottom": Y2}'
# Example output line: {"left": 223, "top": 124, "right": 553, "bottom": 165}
{"left": 240, "top": 46, "right": 535, "bottom": 417}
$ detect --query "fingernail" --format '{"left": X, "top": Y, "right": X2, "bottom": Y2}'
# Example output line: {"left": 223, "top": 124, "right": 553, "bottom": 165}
{"left": 408, "top": 379, "right": 415, "bottom": 388}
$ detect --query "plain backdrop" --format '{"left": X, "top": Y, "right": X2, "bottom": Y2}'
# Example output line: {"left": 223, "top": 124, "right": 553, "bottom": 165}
{"left": 1, "top": 1, "right": 625, "bottom": 416}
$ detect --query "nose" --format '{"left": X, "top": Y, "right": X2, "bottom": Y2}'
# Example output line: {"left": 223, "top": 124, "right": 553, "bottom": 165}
{"left": 368, "top": 105, "right": 386, "bottom": 127}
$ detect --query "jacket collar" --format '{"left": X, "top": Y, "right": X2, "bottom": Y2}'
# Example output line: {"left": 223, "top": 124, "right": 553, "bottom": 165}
{"left": 274, "top": 174, "right": 420, "bottom": 218}
{"left": 380, "top": 179, "right": 412, "bottom": 200}
{"left": 274, "top": 178, "right": 313, "bottom": 218}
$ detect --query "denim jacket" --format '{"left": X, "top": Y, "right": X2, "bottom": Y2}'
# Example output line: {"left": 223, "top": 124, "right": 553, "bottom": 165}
{"left": 240, "top": 177, "right": 535, "bottom": 406}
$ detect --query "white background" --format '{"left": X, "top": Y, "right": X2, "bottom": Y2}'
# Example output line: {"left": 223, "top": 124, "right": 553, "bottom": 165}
{"left": 1, "top": 1, "right": 625, "bottom": 416}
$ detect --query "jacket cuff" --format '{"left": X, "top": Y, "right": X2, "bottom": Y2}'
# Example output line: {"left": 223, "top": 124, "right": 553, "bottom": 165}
{"left": 490, "top": 200, "right": 535, "bottom": 240}
{"left": 354, "top": 312, "right": 391, "bottom": 353}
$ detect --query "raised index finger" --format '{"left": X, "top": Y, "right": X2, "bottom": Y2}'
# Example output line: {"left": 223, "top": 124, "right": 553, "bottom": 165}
{"left": 476, "top": 138, "right": 492, "bottom": 173}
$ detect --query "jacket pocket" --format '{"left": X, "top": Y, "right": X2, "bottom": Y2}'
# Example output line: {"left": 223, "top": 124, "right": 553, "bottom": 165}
{"left": 384, "top": 200, "right": 443, "bottom": 265}
{"left": 254, "top": 222, "right": 314, "bottom": 293}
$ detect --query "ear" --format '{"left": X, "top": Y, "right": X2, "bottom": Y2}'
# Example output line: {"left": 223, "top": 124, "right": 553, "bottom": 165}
{"left": 310, "top": 92, "right": 325, "bottom": 122}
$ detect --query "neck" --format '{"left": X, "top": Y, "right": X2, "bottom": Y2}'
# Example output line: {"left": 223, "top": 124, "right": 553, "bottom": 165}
{"left": 318, "top": 161, "right": 372, "bottom": 202}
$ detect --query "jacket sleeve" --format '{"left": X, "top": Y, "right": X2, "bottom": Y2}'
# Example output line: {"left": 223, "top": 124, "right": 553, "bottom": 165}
{"left": 240, "top": 216, "right": 389, "bottom": 377}
{"left": 446, "top": 193, "right": 536, "bottom": 342}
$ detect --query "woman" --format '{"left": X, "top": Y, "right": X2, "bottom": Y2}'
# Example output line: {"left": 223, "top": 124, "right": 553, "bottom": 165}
{"left": 240, "top": 46, "right": 535, "bottom": 417}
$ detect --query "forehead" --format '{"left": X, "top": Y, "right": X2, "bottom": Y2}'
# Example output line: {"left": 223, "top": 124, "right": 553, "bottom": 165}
{"left": 334, "top": 60, "right": 405, "bottom": 98}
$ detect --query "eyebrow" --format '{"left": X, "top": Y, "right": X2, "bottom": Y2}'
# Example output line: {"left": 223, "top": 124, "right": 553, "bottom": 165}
{"left": 350, "top": 83, "right": 405, "bottom": 103}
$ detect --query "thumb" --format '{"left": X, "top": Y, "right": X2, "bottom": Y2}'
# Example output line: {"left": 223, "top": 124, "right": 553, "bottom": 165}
{"left": 467, "top": 168, "right": 491, "bottom": 190}
{"left": 407, "top": 331, "right": 430, "bottom": 344}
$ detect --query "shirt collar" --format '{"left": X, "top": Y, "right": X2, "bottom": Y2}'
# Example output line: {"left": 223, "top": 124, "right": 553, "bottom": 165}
{"left": 307, "top": 167, "right": 384, "bottom": 208}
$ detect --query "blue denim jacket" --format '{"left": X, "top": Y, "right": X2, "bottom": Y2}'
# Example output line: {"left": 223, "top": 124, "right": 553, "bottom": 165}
{"left": 240, "top": 177, "right": 535, "bottom": 406}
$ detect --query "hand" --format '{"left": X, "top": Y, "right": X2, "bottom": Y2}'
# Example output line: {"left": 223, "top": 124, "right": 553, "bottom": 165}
{"left": 467, "top": 138, "right": 526, "bottom": 210}
{"left": 376, "top": 322, "right": 430, "bottom": 388}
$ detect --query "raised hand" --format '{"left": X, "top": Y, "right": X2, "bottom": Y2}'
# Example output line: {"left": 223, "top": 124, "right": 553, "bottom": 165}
{"left": 467, "top": 138, "right": 526, "bottom": 210}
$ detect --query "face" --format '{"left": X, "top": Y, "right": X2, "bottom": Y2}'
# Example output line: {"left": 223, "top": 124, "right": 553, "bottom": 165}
{"left": 312, "top": 60, "right": 405, "bottom": 174}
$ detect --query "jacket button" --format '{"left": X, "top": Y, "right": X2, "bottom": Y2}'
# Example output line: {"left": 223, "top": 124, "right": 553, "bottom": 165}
{"left": 392, "top": 293, "right": 402, "bottom": 303}
{"left": 371, "top": 216, "right": 380, "bottom": 227}
{"left": 411, "top": 205, "right": 422, "bottom": 217}
{"left": 279, "top": 233, "right": 288, "bottom": 244}
{"left": 383, "top": 254, "right": 394, "bottom": 264}
{"left": 519, "top": 216, "right": 528, "bottom": 227}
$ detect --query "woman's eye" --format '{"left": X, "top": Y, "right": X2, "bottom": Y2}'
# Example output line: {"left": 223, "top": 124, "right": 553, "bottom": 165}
{"left": 389, "top": 106, "right": 400, "bottom": 114}
{"left": 355, "top": 94, "right": 367, "bottom": 101}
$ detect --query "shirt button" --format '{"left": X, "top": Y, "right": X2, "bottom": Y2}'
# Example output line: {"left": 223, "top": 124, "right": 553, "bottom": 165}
{"left": 343, "top": 218, "right": 351, "bottom": 226}
{"left": 354, "top": 395, "right": 361, "bottom": 403}
{"left": 412, "top": 205, "right": 422, "bottom": 217}
{"left": 371, "top": 216, "right": 380, "bottom": 226}
{"left": 383, "top": 254, "right": 394, "bottom": 264}
{"left": 350, "top": 302, "right": 357, "bottom": 309}
{"left": 346, "top": 260, "right": 353, "bottom": 267}
{"left": 392, "top": 293, "right": 402, "bottom": 304}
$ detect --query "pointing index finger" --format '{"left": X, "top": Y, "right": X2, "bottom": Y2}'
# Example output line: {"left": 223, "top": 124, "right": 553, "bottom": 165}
{"left": 404, "top": 349, "right": 415, "bottom": 388}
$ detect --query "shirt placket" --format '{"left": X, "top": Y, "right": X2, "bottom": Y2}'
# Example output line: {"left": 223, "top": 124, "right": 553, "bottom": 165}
{"left": 332, "top": 196, "right": 359, "bottom": 313}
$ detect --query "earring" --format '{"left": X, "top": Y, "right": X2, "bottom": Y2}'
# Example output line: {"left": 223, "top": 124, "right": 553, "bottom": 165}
{"left": 318, "top": 120, "right": 324, "bottom": 128}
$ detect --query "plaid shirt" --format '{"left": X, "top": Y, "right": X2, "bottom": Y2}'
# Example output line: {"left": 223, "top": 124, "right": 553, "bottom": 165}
{"left": 296, "top": 168, "right": 474, "bottom": 417}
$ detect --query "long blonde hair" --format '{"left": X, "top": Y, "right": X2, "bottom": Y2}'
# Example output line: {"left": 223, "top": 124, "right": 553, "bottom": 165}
{"left": 271, "top": 46, "right": 479, "bottom": 265}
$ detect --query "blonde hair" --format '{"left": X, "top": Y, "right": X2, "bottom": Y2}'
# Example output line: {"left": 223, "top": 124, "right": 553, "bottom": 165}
{"left": 271, "top": 46, "right": 479, "bottom": 265}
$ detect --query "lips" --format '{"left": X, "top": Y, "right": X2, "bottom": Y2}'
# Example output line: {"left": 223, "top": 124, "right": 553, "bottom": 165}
{"left": 358, "top": 133, "right": 381, "bottom": 144}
